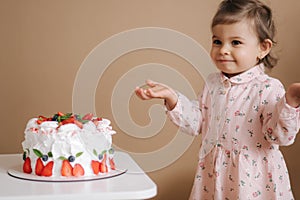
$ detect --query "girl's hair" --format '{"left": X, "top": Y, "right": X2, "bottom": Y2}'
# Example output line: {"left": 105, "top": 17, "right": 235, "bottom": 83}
{"left": 211, "top": 0, "right": 278, "bottom": 69}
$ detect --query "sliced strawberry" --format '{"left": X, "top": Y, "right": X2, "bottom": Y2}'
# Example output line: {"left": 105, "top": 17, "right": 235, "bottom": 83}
{"left": 57, "top": 112, "right": 64, "bottom": 116}
{"left": 100, "top": 162, "right": 108, "bottom": 173}
{"left": 35, "top": 158, "right": 44, "bottom": 176}
{"left": 100, "top": 153, "right": 108, "bottom": 173}
{"left": 92, "top": 119, "right": 99, "bottom": 126}
{"left": 36, "top": 119, "right": 43, "bottom": 125}
{"left": 38, "top": 115, "right": 48, "bottom": 120}
{"left": 82, "top": 113, "right": 93, "bottom": 120}
{"left": 61, "top": 160, "right": 73, "bottom": 177}
{"left": 91, "top": 160, "right": 100, "bottom": 175}
{"left": 102, "top": 153, "right": 107, "bottom": 164}
{"left": 23, "top": 157, "right": 32, "bottom": 174}
{"left": 109, "top": 158, "right": 116, "bottom": 170}
{"left": 72, "top": 164, "right": 84, "bottom": 177}
{"left": 61, "top": 117, "right": 75, "bottom": 125}
{"left": 74, "top": 120, "right": 83, "bottom": 129}
{"left": 41, "top": 161, "right": 54, "bottom": 177}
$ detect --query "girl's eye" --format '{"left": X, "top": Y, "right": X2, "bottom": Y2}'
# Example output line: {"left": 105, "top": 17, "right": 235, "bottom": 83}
{"left": 213, "top": 39, "right": 222, "bottom": 45}
{"left": 232, "top": 40, "right": 242, "bottom": 46}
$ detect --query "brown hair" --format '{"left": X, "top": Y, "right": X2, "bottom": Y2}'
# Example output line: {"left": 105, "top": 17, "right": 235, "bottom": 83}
{"left": 211, "top": 0, "right": 278, "bottom": 69}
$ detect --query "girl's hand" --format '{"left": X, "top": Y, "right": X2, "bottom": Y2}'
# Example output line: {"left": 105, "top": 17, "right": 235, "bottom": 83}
{"left": 135, "top": 80, "right": 178, "bottom": 110}
{"left": 286, "top": 83, "right": 300, "bottom": 108}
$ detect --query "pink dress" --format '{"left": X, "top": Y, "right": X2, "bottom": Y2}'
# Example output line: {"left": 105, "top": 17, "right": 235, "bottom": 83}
{"left": 167, "top": 65, "right": 299, "bottom": 200}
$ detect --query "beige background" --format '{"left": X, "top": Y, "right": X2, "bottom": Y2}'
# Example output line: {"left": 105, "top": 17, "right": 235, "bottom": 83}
{"left": 1, "top": 0, "right": 299, "bottom": 199}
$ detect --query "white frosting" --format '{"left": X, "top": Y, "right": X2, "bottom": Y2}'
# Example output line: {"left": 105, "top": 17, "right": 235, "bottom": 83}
{"left": 22, "top": 117, "right": 116, "bottom": 177}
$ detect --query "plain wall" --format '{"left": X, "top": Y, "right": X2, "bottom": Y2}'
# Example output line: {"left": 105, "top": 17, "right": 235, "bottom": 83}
{"left": 0, "top": 0, "right": 299, "bottom": 199}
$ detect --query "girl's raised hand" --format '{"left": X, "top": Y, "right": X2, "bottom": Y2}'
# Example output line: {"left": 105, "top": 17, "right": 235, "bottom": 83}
{"left": 135, "top": 80, "right": 178, "bottom": 110}
{"left": 286, "top": 83, "right": 300, "bottom": 108}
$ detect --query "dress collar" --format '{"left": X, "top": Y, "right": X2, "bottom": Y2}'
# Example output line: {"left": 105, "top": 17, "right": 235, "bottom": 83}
{"left": 220, "top": 64, "right": 265, "bottom": 85}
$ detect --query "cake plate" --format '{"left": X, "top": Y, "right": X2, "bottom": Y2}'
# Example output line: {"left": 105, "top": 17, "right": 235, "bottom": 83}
{"left": 7, "top": 165, "right": 127, "bottom": 182}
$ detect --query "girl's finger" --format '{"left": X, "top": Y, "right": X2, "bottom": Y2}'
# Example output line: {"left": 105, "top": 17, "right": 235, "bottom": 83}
{"left": 145, "top": 79, "right": 157, "bottom": 87}
{"left": 135, "top": 87, "right": 151, "bottom": 100}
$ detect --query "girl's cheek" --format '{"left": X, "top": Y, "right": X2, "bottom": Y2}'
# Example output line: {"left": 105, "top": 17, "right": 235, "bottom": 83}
{"left": 210, "top": 49, "right": 216, "bottom": 59}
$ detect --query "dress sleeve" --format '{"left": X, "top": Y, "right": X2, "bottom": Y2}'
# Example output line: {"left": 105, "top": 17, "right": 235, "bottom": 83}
{"left": 261, "top": 79, "right": 300, "bottom": 146}
{"left": 166, "top": 92, "right": 202, "bottom": 136}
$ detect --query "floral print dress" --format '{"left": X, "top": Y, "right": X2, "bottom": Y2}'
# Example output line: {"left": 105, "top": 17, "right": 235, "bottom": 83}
{"left": 167, "top": 65, "right": 299, "bottom": 200}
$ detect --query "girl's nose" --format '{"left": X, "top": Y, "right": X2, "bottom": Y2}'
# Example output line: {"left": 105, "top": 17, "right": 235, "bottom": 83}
{"left": 220, "top": 45, "right": 230, "bottom": 55}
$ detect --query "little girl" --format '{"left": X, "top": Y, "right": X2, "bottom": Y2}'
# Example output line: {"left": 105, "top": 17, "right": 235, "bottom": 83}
{"left": 135, "top": 0, "right": 300, "bottom": 199}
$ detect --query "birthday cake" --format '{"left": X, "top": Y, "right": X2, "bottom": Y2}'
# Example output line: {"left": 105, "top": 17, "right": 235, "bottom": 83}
{"left": 21, "top": 112, "right": 116, "bottom": 177}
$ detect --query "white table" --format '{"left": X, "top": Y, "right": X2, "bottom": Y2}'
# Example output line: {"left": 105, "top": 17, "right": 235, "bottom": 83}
{"left": 0, "top": 151, "right": 157, "bottom": 200}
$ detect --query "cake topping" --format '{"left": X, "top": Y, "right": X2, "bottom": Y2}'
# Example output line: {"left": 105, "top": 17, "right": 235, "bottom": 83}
{"left": 36, "top": 112, "right": 102, "bottom": 129}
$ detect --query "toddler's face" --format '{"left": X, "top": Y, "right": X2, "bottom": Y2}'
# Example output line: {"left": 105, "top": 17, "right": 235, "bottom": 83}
{"left": 210, "top": 19, "right": 263, "bottom": 76}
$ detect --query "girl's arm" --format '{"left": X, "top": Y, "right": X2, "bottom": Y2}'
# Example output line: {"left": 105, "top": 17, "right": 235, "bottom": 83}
{"left": 262, "top": 80, "right": 300, "bottom": 146}
{"left": 135, "top": 80, "right": 202, "bottom": 136}
{"left": 166, "top": 92, "right": 202, "bottom": 136}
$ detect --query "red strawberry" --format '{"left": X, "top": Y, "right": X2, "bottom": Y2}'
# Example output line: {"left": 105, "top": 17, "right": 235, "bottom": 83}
{"left": 41, "top": 161, "right": 54, "bottom": 177}
{"left": 23, "top": 157, "right": 32, "bottom": 174}
{"left": 57, "top": 112, "right": 64, "bottom": 116}
{"left": 100, "top": 162, "right": 108, "bottom": 173}
{"left": 61, "top": 117, "right": 75, "bottom": 125}
{"left": 91, "top": 160, "right": 100, "bottom": 175}
{"left": 72, "top": 164, "right": 84, "bottom": 177}
{"left": 82, "top": 113, "right": 93, "bottom": 120}
{"left": 100, "top": 153, "right": 108, "bottom": 173}
{"left": 74, "top": 120, "right": 83, "bottom": 129}
{"left": 36, "top": 116, "right": 48, "bottom": 124}
{"left": 109, "top": 158, "right": 116, "bottom": 170}
{"left": 92, "top": 119, "right": 99, "bottom": 126}
{"left": 61, "top": 160, "right": 73, "bottom": 177}
{"left": 38, "top": 115, "right": 48, "bottom": 120}
{"left": 35, "top": 158, "right": 44, "bottom": 176}
{"left": 102, "top": 153, "right": 107, "bottom": 164}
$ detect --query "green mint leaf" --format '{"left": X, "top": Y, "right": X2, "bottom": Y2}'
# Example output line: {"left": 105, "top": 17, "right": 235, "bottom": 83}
{"left": 22, "top": 151, "right": 27, "bottom": 161}
{"left": 48, "top": 152, "right": 53, "bottom": 157}
{"left": 59, "top": 156, "right": 67, "bottom": 160}
{"left": 93, "top": 149, "right": 98, "bottom": 157}
{"left": 81, "top": 120, "right": 89, "bottom": 124}
{"left": 108, "top": 148, "right": 115, "bottom": 154}
{"left": 76, "top": 152, "right": 83, "bottom": 158}
{"left": 33, "top": 149, "right": 43, "bottom": 158}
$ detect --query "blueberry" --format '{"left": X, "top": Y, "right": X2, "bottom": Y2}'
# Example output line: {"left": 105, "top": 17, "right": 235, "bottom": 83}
{"left": 52, "top": 114, "right": 58, "bottom": 121}
{"left": 98, "top": 154, "right": 103, "bottom": 160}
{"left": 42, "top": 155, "right": 48, "bottom": 162}
{"left": 68, "top": 155, "right": 75, "bottom": 162}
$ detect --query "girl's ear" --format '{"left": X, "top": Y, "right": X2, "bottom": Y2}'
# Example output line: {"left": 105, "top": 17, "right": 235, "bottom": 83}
{"left": 259, "top": 39, "right": 272, "bottom": 59}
